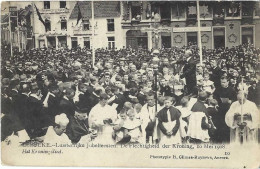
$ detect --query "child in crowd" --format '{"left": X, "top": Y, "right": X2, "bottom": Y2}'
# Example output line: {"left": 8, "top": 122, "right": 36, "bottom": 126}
{"left": 203, "top": 73, "right": 215, "bottom": 98}
{"left": 113, "top": 111, "right": 128, "bottom": 144}
{"left": 206, "top": 99, "right": 218, "bottom": 143}
{"left": 123, "top": 109, "right": 142, "bottom": 143}
{"left": 134, "top": 103, "right": 142, "bottom": 120}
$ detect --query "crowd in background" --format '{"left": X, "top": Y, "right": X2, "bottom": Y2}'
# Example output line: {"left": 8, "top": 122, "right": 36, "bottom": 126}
{"left": 1, "top": 43, "right": 259, "bottom": 145}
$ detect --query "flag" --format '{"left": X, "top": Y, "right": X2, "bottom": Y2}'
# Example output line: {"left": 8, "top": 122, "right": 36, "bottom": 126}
{"left": 34, "top": 4, "right": 45, "bottom": 27}
{"left": 76, "top": 2, "right": 82, "bottom": 25}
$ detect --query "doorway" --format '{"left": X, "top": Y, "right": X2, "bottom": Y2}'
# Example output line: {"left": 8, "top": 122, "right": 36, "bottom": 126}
{"left": 161, "top": 36, "right": 171, "bottom": 48}
{"left": 47, "top": 37, "right": 56, "bottom": 48}
{"left": 187, "top": 32, "right": 198, "bottom": 46}
{"left": 126, "top": 30, "right": 148, "bottom": 49}
{"left": 213, "top": 27, "right": 225, "bottom": 49}
{"left": 241, "top": 27, "right": 254, "bottom": 45}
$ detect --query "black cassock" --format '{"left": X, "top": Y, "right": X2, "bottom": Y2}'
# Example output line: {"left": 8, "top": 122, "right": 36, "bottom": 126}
{"left": 27, "top": 95, "right": 48, "bottom": 137}
{"left": 157, "top": 107, "right": 181, "bottom": 136}
{"left": 213, "top": 86, "right": 236, "bottom": 143}
{"left": 66, "top": 116, "right": 90, "bottom": 143}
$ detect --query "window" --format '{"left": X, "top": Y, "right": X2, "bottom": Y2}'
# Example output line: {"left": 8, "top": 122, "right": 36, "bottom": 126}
{"left": 254, "top": 2, "right": 260, "bottom": 17}
{"left": 61, "top": 20, "right": 67, "bottom": 30}
{"left": 60, "top": 1, "right": 66, "bottom": 8}
{"left": 131, "top": 5, "right": 141, "bottom": 20}
{"left": 39, "top": 40, "right": 45, "bottom": 48}
{"left": 107, "top": 19, "right": 114, "bottom": 32}
{"left": 83, "top": 20, "right": 90, "bottom": 31}
{"left": 45, "top": 19, "right": 51, "bottom": 32}
{"left": 84, "top": 37, "right": 90, "bottom": 49}
{"left": 172, "top": 2, "right": 185, "bottom": 20}
{"left": 108, "top": 37, "right": 115, "bottom": 49}
{"left": 44, "top": 1, "right": 50, "bottom": 9}
{"left": 160, "top": 3, "right": 171, "bottom": 20}
{"left": 242, "top": 27, "right": 254, "bottom": 45}
{"left": 71, "top": 37, "right": 78, "bottom": 49}
{"left": 226, "top": 2, "right": 241, "bottom": 17}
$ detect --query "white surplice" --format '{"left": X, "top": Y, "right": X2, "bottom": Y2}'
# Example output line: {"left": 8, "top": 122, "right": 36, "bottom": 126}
{"left": 88, "top": 103, "right": 117, "bottom": 144}
{"left": 225, "top": 100, "right": 259, "bottom": 144}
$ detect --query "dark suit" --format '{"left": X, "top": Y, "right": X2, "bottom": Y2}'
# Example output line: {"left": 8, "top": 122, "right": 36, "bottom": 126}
{"left": 159, "top": 85, "right": 172, "bottom": 97}
{"left": 59, "top": 97, "right": 76, "bottom": 117}
{"left": 85, "top": 92, "right": 100, "bottom": 115}
{"left": 180, "top": 57, "right": 196, "bottom": 94}
{"left": 210, "top": 67, "right": 222, "bottom": 89}
{"left": 110, "top": 93, "right": 127, "bottom": 113}
{"left": 41, "top": 94, "right": 62, "bottom": 126}
{"left": 137, "top": 92, "right": 146, "bottom": 106}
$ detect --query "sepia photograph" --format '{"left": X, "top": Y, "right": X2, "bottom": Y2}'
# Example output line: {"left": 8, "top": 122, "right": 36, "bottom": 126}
{"left": 1, "top": 0, "right": 260, "bottom": 168}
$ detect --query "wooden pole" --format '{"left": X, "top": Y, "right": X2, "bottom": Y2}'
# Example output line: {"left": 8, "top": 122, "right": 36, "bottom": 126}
{"left": 91, "top": 1, "right": 95, "bottom": 68}
{"left": 196, "top": 1, "right": 202, "bottom": 64}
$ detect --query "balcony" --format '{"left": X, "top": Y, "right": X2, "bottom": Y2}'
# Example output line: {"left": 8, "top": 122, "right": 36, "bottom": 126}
{"left": 40, "top": 8, "right": 70, "bottom": 14}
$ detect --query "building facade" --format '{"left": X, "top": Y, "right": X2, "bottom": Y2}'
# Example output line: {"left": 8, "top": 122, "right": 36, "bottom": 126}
{"left": 1, "top": 2, "right": 33, "bottom": 52}
{"left": 68, "top": 1, "right": 122, "bottom": 49}
{"left": 30, "top": 1, "right": 260, "bottom": 50}
{"left": 33, "top": 1, "right": 76, "bottom": 49}
{"left": 121, "top": 1, "right": 260, "bottom": 50}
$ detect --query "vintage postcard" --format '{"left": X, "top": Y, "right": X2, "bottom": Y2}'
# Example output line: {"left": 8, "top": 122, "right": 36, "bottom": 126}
{"left": 1, "top": 0, "right": 260, "bottom": 168}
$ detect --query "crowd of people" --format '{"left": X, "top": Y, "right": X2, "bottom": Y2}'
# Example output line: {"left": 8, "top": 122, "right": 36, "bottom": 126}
{"left": 1, "top": 43, "right": 260, "bottom": 146}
